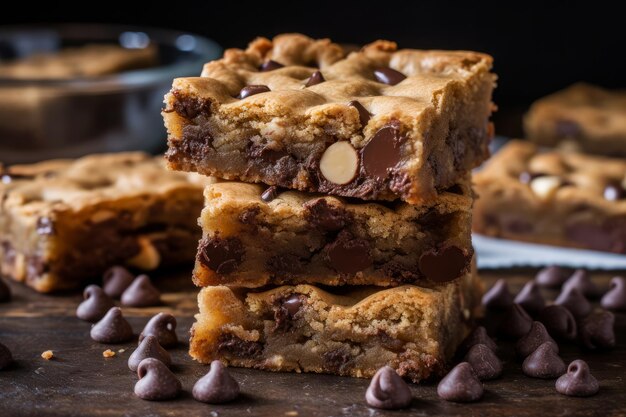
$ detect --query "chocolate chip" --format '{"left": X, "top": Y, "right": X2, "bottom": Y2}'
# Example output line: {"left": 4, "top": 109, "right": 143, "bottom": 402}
{"left": 464, "top": 344, "right": 502, "bottom": 380}
{"left": 283, "top": 294, "right": 303, "bottom": 317}
{"left": 260, "top": 60, "right": 284, "bottom": 71}
{"left": 556, "top": 360, "right": 599, "bottom": 397}
{"left": 562, "top": 269, "right": 602, "bottom": 299}
{"left": 198, "top": 236, "right": 245, "bottom": 275}
{"left": 516, "top": 321, "right": 558, "bottom": 359}
{"left": 419, "top": 246, "right": 470, "bottom": 283}
{"left": 139, "top": 312, "right": 178, "bottom": 348}
{"left": 238, "top": 85, "right": 271, "bottom": 99}
{"left": 76, "top": 285, "right": 115, "bottom": 323}
{"left": 217, "top": 334, "right": 263, "bottom": 358}
{"left": 519, "top": 171, "right": 546, "bottom": 185}
{"left": 374, "top": 67, "right": 406, "bottom": 85}
{"left": 458, "top": 326, "right": 497, "bottom": 355}
{"left": 120, "top": 275, "right": 161, "bottom": 307}
{"left": 171, "top": 92, "right": 211, "bottom": 119}
{"left": 537, "top": 305, "right": 578, "bottom": 341}
{"left": 128, "top": 335, "right": 171, "bottom": 372}
{"left": 601, "top": 276, "right": 626, "bottom": 311}
{"left": 102, "top": 266, "right": 135, "bottom": 298}
{"left": 323, "top": 348, "right": 351, "bottom": 373}
{"left": 274, "top": 294, "right": 305, "bottom": 331}
{"left": 193, "top": 360, "right": 240, "bottom": 404}
{"left": 498, "top": 304, "right": 533, "bottom": 340}
{"left": 362, "top": 124, "right": 404, "bottom": 179}
{"left": 36, "top": 217, "right": 55, "bottom": 235}
{"left": 348, "top": 100, "right": 371, "bottom": 127}
{"left": 90, "top": 307, "right": 134, "bottom": 344}
{"left": 261, "top": 185, "right": 280, "bottom": 202}
{"left": 134, "top": 358, "right": 181, "bottom": 401}
{"left": 604, "top": 182, "right": 626, "bottom": 201}
{"left": 482, "top": 279, "right": 514, "bottom": 310}
{"left": 365, "top": 366, "right": 412, "bottom": 409}
{"left": 579, "top": 310, "right": 615, "bottom": 350}
{"left": 303, "top": 198, "right": 348, "bottom": 232}
{"left": 437, "top": 362, "right": 483, "bottom": 403}
{"left": 555, "top": 286, "right": 591, "bottom": 319}
{"left": 514, "top": 281, "right": 545, "bottom": 315}
{"left": 535, "top": 265, "right": 568, "bottom": 288}
{"left": 555, "top": 120, "right": 581, "bottom": 138}
{"left": 305, "top": 71, "right": 325, "bottom": 87}
{"left": 0, "top": 278, "right": 11, "bottom": 303}
{"left": 266, "top": 254, "right": 304, "bottom": 277}
{"left": 325, "top": 230, "right": 372, "bottom": 274}
{"left": 522, "top": 342, "right": 566, "bottom": 379}
{"left": 0, "top": 342, "right": 13, "bottom": 370}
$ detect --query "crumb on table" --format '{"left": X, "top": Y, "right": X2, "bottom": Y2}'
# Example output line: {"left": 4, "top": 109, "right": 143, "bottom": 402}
{"left": 102, "top": 349, "right": 116, "bottom": 358}
{"left": 41, "top": 350, "right": 54, "bottom": 360}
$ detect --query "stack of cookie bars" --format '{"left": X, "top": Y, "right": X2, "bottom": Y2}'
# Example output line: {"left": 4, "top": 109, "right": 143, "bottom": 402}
{"left": 162, "top": 34, "right": 496, "bottom": 382}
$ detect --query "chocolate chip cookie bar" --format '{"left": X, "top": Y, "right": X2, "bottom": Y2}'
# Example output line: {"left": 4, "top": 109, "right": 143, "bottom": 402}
{"left": 524, "top": 83, "right": 626, "bottom": 157}
{"left": 163, "top": 33, "right": 496, "bottom": 204}
{"left": 473, "top": 140, "right": 626, "bottom": 253}
{"left": 190, "top": 267, "right": 482, "bottom": 382}
{"left": 0, "top": 153, "right": 210, "bottom": 292}
{"left": 194, "top": 180, "right": 473, "bottom": 288}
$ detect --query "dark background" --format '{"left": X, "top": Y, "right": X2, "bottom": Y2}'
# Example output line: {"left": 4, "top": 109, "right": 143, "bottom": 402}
{"left": 2, "top": 0, "right": 624, "bottom": 137}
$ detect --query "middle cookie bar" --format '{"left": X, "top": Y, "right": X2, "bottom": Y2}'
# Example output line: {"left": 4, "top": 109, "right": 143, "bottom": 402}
{"left": 194, "top": 180, "right": 473, "bottom": 288}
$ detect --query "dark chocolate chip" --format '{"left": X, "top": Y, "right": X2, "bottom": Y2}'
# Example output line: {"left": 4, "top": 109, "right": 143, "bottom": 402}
{"left": 274, "top": 294, "right": 305, "bottom": 331}
{"left": 601, "top": 276, "right": 626, "bottom": 311}
{"left": 555, "top": 286, "right": 592, "bottom": 319}
{"left": 121, "top": 275, "right": 161, "bottom": 308}
{"left": 535, "top": 265, "right": 568, "bottom": 288}
{"left": 303, "top": 198, "right": 348, "bottom": 232}
{"left": 482, "top": 279, "right": 514, "bottom": 310}
{"left": 437, "top": 362, "right": 483, "bottom": 403}
{"left": 261, "top": 185, "right": 280, "bottom": 202}
{"left": 556, "top": 360, "right": 599, "bottom": 397}
{"left": 0, "top": 278, "right": 11, "bottom": 303}
{"left": 514, "top": 281, "right": 545, "bottom": 315}
{"left": 305, "top": 71, "right": 325, "bottom": 87}
{"left": 260, "top": 60, "right": 284, "bottom": 71}
{"left": 362, "top": 124, "right": 404, "bottom": 179}
{"left": 365, "top": 366, "right": 412, "bottom": 409}
{"left": 522, "top": 342, "right": 566, "bottom": 379}
{"left": 555, "top": 120, "right": 581, "bottom": 138}
{"left": 579, "top": 310, "right": 615, "bottom": 350}
{"left": 198, "top": 236, "right": 245, "bottom": 275}
{"left": 76, "top": 285, "right": 115, "bottom": 323}
{"left": 325, "top": 231, "right": 372, "bottom": 274}
{"left": 458, "top": 326, "right": 497, "bottom": 355}
{"left": 498, "top": 304, "right": 533, "bottom": 340}
{"left": 374, "top": 67, "right": 406, "bottom": 85}
{"left": 266, "top": 254, "right": 304, "bottom": 277}
{"left": 537, "top": 305, "right": 578, "bottom": 341}
{"left": 90, "top": 307, "right": 134, "bottom": 344}
{"left": 238, "top": 85, "right": 271, "bottom": 99}
{"left": 283, "top": 294, "right": 303, "bottom": 317}
{"left": 0, "top": 342, "right": 12, "bottom": 370}
{"left": 134, "top": 358, "right": 181, "bottom": 401}
{"left": 516, "top": 321, "right": 558, "bottom": 359}
{"left": 217, "top": 334, "right": 263, "bottom": 358}
{"left": 562, "top": 269, "right": 602, "bottom": 299}
{"left": 348, "top": 100, "right": 371, "bottom": 127}
{"left": 128, "top": 335, "right": 171, "bottom": 372}
{"left": 36, "top": 217, "right": 55, "bottom": 235}
{"left": 102, "top": 266, "right": 135, "bottom": 298}
{"left": 419, "top": 246, "right": 470, "bottom": 283}
{"left": 171, "top": 92, "right": 211, "bottom": 119}
{"left": 604, "top": 182, "right": 626, "bottom": 201}
{"left": 323, "top": 348, "right": 351, "bottom": 372}
{"left": 193, "top": 360, "right": 240, "bottom": 404}
{"left": 139, "top": 312, "right": 178, "bottom": 348}
{"left": 464, "top": 344, "right": 502, "bottom": 380}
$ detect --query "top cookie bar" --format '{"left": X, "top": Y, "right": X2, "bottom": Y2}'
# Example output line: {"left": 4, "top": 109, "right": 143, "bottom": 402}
{"left": 163, "top": 34, "right": 496, "bottom": 204}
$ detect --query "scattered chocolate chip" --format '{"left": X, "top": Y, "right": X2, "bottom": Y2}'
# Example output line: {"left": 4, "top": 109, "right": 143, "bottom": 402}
{"left": 537, "top": 305, "right": 578, "bottom": 341}
{"left": 604, "top": 182, "right": 626, "bottom": 201}
{"left": 498, "top": 304, "right": 533, "bottom": 340}
{"left": 522, "top": 342, "right": 566, "bottom": 379}
{"left": 0, "top": 342, "right": 12, "bottom": 370}
{"left": 555, "top": 120, "right": 581, "bottom": 138}
{"left": 458, "top": 326, "right": 497, "bottom": 355}
{"left": 482, "top": 279, "right": 514, "bottom": 310}
{"left": 562, "top": 269, "right": 602, "bottom": 299}
{"left": 419, "top": 246, "right": 470, "bottom": 283}
{"left": 348, "top": 100, "right": 371, "bottom": 127}
{"left": 90, "top": 307, "right": 134, "bottom": 344}
{"left": 128, "top": 335, "right": 171, "bottom": 372}
{"left": 139, "top": 312, "right": 178, "bottom": 348}
{"left": 555, "top": 286, "right": 592, "bottom": 319}
{"left": 121, "top": 275, "right": 161, "bottom": 307}
{"left": 374, "top": 67, "right": 406, "bottom": 85}
{"left": 305, "top": 71, "right": 325, "bottom": 87}
{"left": 579, "top": 310, "right": 615, "bottom": 350}
{"left": 601, "top": 276, "right": 626, "bottom": 311}
{"left": 325, "top": 230, "right": 372, "bottom": 274}
{"left": 238, "top": 85, "right": 271, "bottom": 99}
{"left": 76, "top": 285, "right": 115, "bottom": 323}
{"left": 303, "top": 198, "right": 348, "bottom": 232}
{"left": 519, "top": 171, "right": 546, "bottom": 185}
{"left": 36, "top": 217, "right": 55, "bottom": 235}
{"left": 556, "top": 360, "right": 599, "bottom": 397}
{"left": 365, "top": 366, "right": 412, "bottom": 409}
{"left": 514, "top": 281, "right": 545, "bottom": 315}
{"left": 516, "top": 321, "right": 558, "bottom": 359}
{"left": 102, "top": 266, "right": 135, "bottom": 298}
{"left": 535, "top": 265, "right": 568, "bottom": 288}
{"left": 464, "top": 344, "right": 502, "bottom": 380}
{"left": 260, "top": 60, "right": 284, "bottom": 71}
{"left": 193, "top": 360, "right": 240, "bottom": 404}
{"left": 198, "top": 236, "right": 245, "bottom": 275}
{"left": 0, "top": 278, "right": 11, "bottom": 303}
{"left": 362, "top": 124, "right": 404, "bottom": 179}
{"left": 134, "top": 358, "right": 181, "bottom": 401}
{"left": 261, "top": 186, "right": 280, "bottom": 202}
{"left": 437, "top": 362, "right": 483, "bottom": 403}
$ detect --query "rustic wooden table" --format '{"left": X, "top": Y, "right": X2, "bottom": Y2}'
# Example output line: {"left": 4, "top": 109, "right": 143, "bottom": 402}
{"left": 0, "top": 269, "right": 624, "bottom": 417}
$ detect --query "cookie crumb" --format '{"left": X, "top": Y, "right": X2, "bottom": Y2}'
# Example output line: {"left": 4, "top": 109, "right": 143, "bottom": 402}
{"left": 103, "top": 349, "right": 116, "bottom": 358}
{"left": 41, "top": 350, "right": 54, "bottom": 360}
{"left": 118, "top": 348, "right": 126, "bottom": 354}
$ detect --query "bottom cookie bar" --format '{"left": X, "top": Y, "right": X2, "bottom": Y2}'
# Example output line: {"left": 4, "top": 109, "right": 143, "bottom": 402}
{"left": 190, "top": 268, "right": 482, "bottom": 382}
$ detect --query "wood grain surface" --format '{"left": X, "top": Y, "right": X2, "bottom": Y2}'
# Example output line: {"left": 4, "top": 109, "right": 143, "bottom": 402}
{"left": 0, "top": 268, "right": 625, "bottom": 417}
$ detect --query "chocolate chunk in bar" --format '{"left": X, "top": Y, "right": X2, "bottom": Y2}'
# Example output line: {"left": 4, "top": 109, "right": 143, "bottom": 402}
{"left": 192, "top": 360, "right": 240, "bottom": 404}
{"left": 303, "top": 198, "right": 349, "bottom": 232}
{"left": 121, "top": 275, "right": 161, "bottom": 307}
{"left": 365, "top": 366, "right": 412, "bottom": 409}
{"left": 556, "top": 360, "right": 599, "bottom": 397}
{"left": 305, "top": 71, "right": 325, "bottom": 87}
{"left": 325, "top": 231, "right": 372, "bottom": 274}
{"left": 437, "top": 362, "right": 483, "bottom": 403}
{"left": 139, "top": 312, "right": 178, "bottom": 348}
{"left": 348, "top": 100, "right": 371, "bottom": 127}
{"left": 419, "top": 245, "right": 470, "bottom": 283}
{"left": 76, "top": 285, "right": 115, "bottom": 323}
{"left": 362, "top": 124, "right": 405, "bottom": 180}
{"left": 90, "top": 307, "right": 134, "bottom": 344}
{"left": 260, "top": 60, "right": 284, "bottom": 71}
{"left": 464, "top": 344, "right": 502, "bottom": 381}
{"left": 374, "top": 67, "right": 406, "bottom": 85}
{"left": 261, "top": 185, "right": 280, "bottom": 202}
{"left": 522, "top": 342, "right": 566, "bottom": 379}
{"left": 600, "top": 276, "right": 626, "bottom": 311}
{"left": 134, "top": 358, "right": 181, "bottom": 401}
{"left": 238, "top": 85, "right": 271, "bottom": 99}
{"left": 198, "top": 236, "right": 245, "bottom": 275}
{"left": 128, "top": 335, "right": 172, "bottom": 372}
